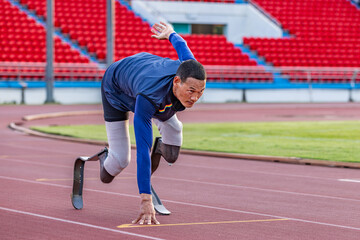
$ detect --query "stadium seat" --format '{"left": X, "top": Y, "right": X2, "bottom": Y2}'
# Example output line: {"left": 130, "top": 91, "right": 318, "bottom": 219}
{"left": 2, "top": 0, "right": 275, "bottom": 82}
{"left": 245, "top": 0, "right": 360, "bottom": 73}
{"left": 0, "top": 0, "right": 88, "bottom": 64}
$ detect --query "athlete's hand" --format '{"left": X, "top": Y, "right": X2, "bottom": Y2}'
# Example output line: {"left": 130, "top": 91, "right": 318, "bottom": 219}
{"left": 132, "top": 193, "right": 160, "bottom": 225}
{"left": 151, "top": 22, "right": 175, "bottom": 40}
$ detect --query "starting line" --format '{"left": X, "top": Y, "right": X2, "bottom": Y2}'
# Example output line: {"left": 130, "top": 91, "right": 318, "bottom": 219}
{"left": 117, "top": 218, "right": 289, "bottom": 228}
{"left": 0, "top": 206, "right": 164, "bottom": 240}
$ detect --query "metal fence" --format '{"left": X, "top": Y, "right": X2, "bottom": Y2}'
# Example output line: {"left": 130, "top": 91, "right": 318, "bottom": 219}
{"left": 0, "top": 62, "right": 105, "bottom": 82}
{"left": 205, "top": 66, "right": 360, "bottom": 85}
{"left": 0, "top": 62, "right": 359, "bottom": 85}
{"left": 129, "top": 0, "right": 237, "bottom": 3}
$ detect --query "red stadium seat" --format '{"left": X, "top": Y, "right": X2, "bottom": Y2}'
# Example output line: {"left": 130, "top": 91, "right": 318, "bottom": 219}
{"left": 246, "top": 0, "right": 360, "bottom": 72}
{"left": 0, "top": 0, "right": 88, "bottom": 64}
{"left": 1, "top": 0, "right": 274, "bottom": 82}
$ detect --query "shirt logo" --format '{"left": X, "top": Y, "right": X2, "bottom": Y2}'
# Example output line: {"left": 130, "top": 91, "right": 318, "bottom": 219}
{"left": 159, "top": 103, "right": 172, "bottom": 113}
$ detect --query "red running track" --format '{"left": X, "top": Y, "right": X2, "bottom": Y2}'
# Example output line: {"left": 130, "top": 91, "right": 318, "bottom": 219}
{"left": 1, "top": 103, "right": 360, "bottom": 240}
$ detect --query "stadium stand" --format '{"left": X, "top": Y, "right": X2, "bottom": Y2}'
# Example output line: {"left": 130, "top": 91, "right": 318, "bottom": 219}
{"left": 0, "top": 0, "right": 89, "bottom": 64}
{"left": 1, "top": 0, "right": 359, "bottom": 84}
{"left": 19, "top": 0, "right": 253, "bottom": 65}
{"left": 144, "top": 0, "right": 236, "bottom": 3}
{"left": 0, "top": 0, "right": 271, "bottom": 82}
{"left": 244, "top": 0, "right": 360, "bottom": 70}
{"left": 21, "top": 0, "right": 256, "bottom": 66}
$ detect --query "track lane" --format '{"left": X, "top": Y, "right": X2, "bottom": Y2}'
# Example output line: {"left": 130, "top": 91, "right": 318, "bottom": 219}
{"left": 1, "top": 104, "right": 360, "bottom": 240}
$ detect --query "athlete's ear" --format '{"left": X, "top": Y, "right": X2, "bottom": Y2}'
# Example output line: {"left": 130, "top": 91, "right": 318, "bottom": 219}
{"left": 173, "top": 76, "right": 181, "bottom": 86}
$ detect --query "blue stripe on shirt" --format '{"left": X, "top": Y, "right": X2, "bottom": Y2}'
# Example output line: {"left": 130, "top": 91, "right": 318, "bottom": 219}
{"left": 134, "top": 94, "right": 156, "bottom": 194}
{"left": 134, "top": 32, "right": 195, "bottom": 194}
{"left": 169, "top": 32, "right": 196, "bottom": 62}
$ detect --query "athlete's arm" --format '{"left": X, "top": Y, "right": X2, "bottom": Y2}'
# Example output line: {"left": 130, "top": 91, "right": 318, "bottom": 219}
{"left": 151, "top": 22, "right": 195, "bottom": 62}
{"left": 132, "top": 94, "right": 160, "bottom": 225}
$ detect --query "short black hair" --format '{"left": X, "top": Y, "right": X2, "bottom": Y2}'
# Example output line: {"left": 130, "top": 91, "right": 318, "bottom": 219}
{"left": 176, "top": 60, "right": 206, "bottom": 82}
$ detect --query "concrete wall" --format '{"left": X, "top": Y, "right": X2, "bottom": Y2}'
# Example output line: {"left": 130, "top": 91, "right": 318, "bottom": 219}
{"left": 199, "top": 88, "right": 244, "bottom": 103}
{"left": 245, "top": 89, "right": 351, "bottom": 103}
{"left": 54, "top": 88, "right": 101, "bottom": 104}
{"left": 199, "top": 88, "right": 353, "bottom": 103}
{"left": 1, "top": 87, "right": 358, "bottom": 104}
{"left": 350, "top": 89, "right": 360, "bottom": 102}
{"left": 132, "top": 1, "right": 282, "bottom": 44}
{"left": 0, "top": 89, "right": 23, "bottom": 104}
{"left": 0, "top": 88, "right": 100, "bottom": 105}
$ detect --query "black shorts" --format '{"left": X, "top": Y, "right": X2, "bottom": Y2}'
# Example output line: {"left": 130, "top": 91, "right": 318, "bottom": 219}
{"left": 101, "top": 83, "right": 129, "bottom": 122}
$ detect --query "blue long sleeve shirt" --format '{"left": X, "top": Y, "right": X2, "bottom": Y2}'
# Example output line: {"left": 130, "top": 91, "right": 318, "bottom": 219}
{"left": 102, "top": 32, "right": 195, "bottom": 194}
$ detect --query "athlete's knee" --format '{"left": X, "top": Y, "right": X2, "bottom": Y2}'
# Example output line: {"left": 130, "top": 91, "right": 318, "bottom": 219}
{"left": 163, "top": 145, "right": 180, "bottom": 164}
{"left": 171, "top": 119, "right": 183, "bottom": 136}
{"left": 116, "top": 151, "right": 131, "bottom": 169}
{"left": 163, "top": 118, "right": 183, "bottom": 147}
{"left": 105, "top": 149, "right": 131, "bottom": 176}
{"left": 159, "top": 140, "right": 180, "bottom": 164}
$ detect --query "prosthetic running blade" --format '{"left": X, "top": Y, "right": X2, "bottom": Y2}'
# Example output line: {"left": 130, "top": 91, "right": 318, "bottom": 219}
{"left": 71, "top": 148, "right": 107, "bottom": 210}
{"left": 151, "top": 185, "right": 171, "bottom": 215}
{"left": 150, "top": 137, "right": 171, "bottom": 215}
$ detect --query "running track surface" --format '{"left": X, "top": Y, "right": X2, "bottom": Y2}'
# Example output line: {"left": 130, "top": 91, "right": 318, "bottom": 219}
{"left": 1, "top": 103, "right": 360, "bottom": 240}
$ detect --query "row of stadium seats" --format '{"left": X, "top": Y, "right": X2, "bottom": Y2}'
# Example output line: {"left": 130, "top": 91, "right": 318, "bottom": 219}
{"left": 283, "top": 71, "right": 360, "bottom": 83}
{"left": 145, "top": 0, "right": 235, "bottom": 2}
{"left": 0, "top": 64, "right": 104, "bottom": 81}
{"left": 0, "top": 0, "right": 89, "bottom": 63}
{"left": 244, "top": 0, "right": 360, "bottom": 71}
{"left": 2, "top": 0, "right": 272, "bottom": 82}
{"left": 1, "top": 0, "right": 359, "bottom": 83}
{"left": 15, "top": 0, "right": 257, "bottom": 68}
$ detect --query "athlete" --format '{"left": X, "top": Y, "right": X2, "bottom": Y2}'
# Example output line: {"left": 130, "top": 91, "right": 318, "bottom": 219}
{"left": 100, "top": 22, "right": 206, "bottom": 225}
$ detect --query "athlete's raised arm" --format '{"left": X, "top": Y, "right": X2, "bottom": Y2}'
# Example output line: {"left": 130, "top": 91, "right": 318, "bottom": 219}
{"left": 151, "top": 22, "right": 195, "bottom": 62}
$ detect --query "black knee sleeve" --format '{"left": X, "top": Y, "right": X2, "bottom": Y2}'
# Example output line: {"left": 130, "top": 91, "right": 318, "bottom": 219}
{"left": 156, "top": 139, "right": 180, "bottom": 164}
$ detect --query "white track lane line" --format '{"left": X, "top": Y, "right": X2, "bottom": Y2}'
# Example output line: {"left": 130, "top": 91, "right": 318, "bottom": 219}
{"left": 153, "top": 176, "right": 360, "bottom": 203}
{"left": 338, "top": 179, "right": 360, "bottom": 183}
{"left": 1, "top": 158, "right": 359, "bottom": 202}
{"left": 0, "top": 157, "right": 134, "bottom": 175}
{"left": 0, "top": 149, "right": 337, "bottom": 180}
{"left": 1, "top": 155, "right": 353, "bottom": 183}
{"left": 1, "top": 175, "right": 360, "bottom": 232}
{"left": 0, "top": 206, "right": 165, "bottom": 240}
{"left": 176, "top": 162, "right": 345, "bottom": 181}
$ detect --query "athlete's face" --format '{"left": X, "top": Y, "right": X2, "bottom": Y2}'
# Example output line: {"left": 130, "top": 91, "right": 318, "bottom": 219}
{"left": 173, "top": 76, "right": 206, "bottom": 108}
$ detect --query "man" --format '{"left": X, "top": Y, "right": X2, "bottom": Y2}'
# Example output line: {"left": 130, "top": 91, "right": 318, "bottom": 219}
{"left": 100, "top": 22, "right": 206, "bottom": 225}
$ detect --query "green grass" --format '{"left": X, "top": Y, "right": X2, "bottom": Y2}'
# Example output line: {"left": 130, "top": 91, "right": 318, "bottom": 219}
{"left": 31, "top": 121, "right": 360, "bottom": 163}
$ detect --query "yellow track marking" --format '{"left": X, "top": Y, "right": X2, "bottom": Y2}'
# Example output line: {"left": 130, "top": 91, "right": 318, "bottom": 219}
{"left": 117, "top": 218, "right": 289, "bottom": 228}
{"left": 36, "top": 177, "right": 134, "bottom": 182}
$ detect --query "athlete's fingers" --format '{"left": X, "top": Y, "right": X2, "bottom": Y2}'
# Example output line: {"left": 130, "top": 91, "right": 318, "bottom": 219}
{"left": 151, "top": 28, "right": 159, "bottom": 35}
{"left": 151, "top": 29, "right": 161, "bottom": 39}
{"left": 132, "top": 214, "right": 142, "bottom": 224}
{"left": 156, "top": 25, "right": 164, "bottom": 31}
{"left": 142, "top": 214, "right": 151, "bottom": 225}
{"left": 157, "top": 22, "right": 166, "bottom": 29}
{"left": 152, "top": 215, "right": 160, "bottom": 225}
{"left": 139, "top": 214, "right": 148, "bottom": 225}
{"left": 160, "top": 21, "right": 167, "bottom": 27}
{"left": 153, "top": 23, "right": 163, "bottom": 32}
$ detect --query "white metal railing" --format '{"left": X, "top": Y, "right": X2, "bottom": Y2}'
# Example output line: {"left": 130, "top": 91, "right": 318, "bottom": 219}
{"left": 0, "top": 62, "right": 105, "bottom": 81}
{"left": 204, "top": 66, "right": 360, "bottom": 84}
{"left": 131, "top": 0, "right": 237, "bottom": 3}
{"left": 205, "top": 65, "right": 273, "bottom": 82}
{"left": 0, "top": 62, "right": 359, "bottom": 84}
{"left": 275, "top": 67, "right": 360, "bottom": 85}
